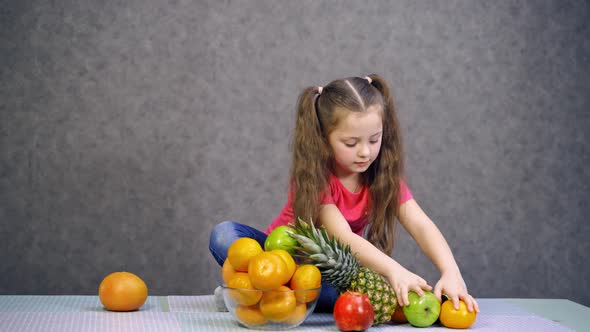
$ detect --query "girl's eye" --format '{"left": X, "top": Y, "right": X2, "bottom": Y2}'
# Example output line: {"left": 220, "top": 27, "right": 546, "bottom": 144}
{"left": 345, "top": 143, "right": 356, "bottom": 148}
{"left": 370, "top": 140, "right": 379, "bottom": 144}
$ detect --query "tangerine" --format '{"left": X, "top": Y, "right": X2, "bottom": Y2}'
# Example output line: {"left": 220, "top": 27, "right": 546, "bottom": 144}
{"left": 440, "top": 300, "right": 477, "bottom": 329}
{"left": 248, "top": 252, "right": 290, "bottom": 290}
{"left": 235, "top": 305, "right": 268, "bottom": 326}
{"left": 227, "top": 238, "right": 264, "bottom": 272}
{"left": 290, "top": 264, "right": 321, "bottom": 303}
{"left": 98, "top": 272, "right": 148, "bottom": 311}
{"left": 222, "top": 259, "right": 237, "bottom": 284}
{"left": 226, "top": 272, "right": 262, "bottom": 306}
{"left": 270, "top": 249, "right": 296, "bottom": 281}
{"left": 259, "top": 285, "right": 297, "bottom": 322}
{"left": 283, "top": 302, "right": 308, "bottom": 325}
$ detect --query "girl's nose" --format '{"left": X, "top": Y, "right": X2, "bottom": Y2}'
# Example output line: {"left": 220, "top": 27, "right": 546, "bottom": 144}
{"left": 358, "top": 143, "right": 370, "bottom": 158}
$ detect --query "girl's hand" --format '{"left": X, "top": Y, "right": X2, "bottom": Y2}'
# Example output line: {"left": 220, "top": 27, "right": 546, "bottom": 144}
{"left": 387, "top": 266, "right": 433, "bottom": 306}
{"left": 433, "top": 270, "right": 480, "bottom": 313}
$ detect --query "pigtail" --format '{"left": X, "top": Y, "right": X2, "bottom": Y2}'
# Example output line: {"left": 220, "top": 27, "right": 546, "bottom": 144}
{"left": 291, "top": 87, "right": 331, "bottom": 224}
{"left": 369, "top": 74, "right": 404, "bottom": 178}
{"left": 365, "top": 74, "right": 404, "bottom": 254}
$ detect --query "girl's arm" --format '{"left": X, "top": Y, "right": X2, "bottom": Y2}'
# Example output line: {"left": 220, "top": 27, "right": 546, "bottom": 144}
{"left": 398, "top": 199, "right": 479, "bottom": 312}
{"left": 318, "top": 204, "right": 432, "bottom": 306}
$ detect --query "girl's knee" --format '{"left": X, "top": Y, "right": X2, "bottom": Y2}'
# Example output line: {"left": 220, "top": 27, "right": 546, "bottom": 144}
{"left": 209, "top": 221, "right": 240, "bottom": 265}
{"left": 209, "top": 221, "right": 267, "bottom": 265}
{"left": 212, "top": 221, "right": 237, "bottom": 233}
{"left": 210, "top": 221, "right": 238, "bottom": 242}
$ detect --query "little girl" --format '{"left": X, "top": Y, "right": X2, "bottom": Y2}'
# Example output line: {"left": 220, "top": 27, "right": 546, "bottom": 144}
{"left": 209, "top": 74, "right": 479, "bottom": 313}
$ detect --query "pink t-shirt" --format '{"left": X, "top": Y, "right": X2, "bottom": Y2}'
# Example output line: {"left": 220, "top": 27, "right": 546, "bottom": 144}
{"left": 265, "top": 174, "right": 413, "bottom": 236}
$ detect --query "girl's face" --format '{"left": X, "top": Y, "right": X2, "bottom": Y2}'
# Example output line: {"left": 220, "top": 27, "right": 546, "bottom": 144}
{"left": 327, "top": 105, "right": 383, "bottom": 177}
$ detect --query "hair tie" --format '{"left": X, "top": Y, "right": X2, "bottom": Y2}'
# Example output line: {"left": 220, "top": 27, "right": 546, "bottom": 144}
{"left": 317, "top": 86, "right": 323, "bottom": 94}
{"left": 365, "top": 76, "right": 372, "bottom": 84}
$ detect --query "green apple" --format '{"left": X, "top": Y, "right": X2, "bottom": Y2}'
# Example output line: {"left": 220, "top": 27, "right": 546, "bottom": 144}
{"left": 402, "top": 291, "right": 441, "bottom": 327}
{"left": 264, "top": 225, "right": 298, "bottom": 254}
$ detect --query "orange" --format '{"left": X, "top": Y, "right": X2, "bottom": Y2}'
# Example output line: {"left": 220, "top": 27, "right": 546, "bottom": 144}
{"left": 98, "top": 272, "right": 148, "bottom": 311}
{"left": 226, "top": 272, "right": 262, "bottom": 306}
{"left": 259, "top": 285, "right": 297, "bottom": 322}
{"left": 440, "top": 300, "right": 477, "bottom": 329}
{"left": 283, "top": 303, "right": 308, "bottom": 325}
{"left": 227, "top": 238, "right": 264, "bottom": 272}
{"left": 270, "top": 249, "right": 296, "bottom": 280}
{"left": 248, "top": 252, "right": 291, "bottom": 290}
{"left": 290, "top": 264, "right": 321, "bottom": 303}
{"left": 235, "top": 305, "right": 268, "bottom": 326}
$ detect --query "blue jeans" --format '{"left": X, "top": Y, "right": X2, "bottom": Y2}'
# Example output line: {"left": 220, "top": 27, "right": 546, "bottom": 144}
{"left": 209, "top": 221, "right": 338, "bottom": 312}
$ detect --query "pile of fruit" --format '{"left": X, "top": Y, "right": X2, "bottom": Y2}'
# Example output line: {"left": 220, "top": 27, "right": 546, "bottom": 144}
{"left": 389, "top": 291, "right": 477, "bottom": 329}
{"left": 222, "top": 236, "right": 322, "bottom": 326}
{"left": 223, "top": 220, "right": 477, "bottom": 330}
{"left": 289, "top": 219, "right": 398, "bottom": 324}
{"left": 335, "top": 290, "right": 477, "bottom": 330}
{"left": 285, "top": 219, "right": 478, "bottom": 330}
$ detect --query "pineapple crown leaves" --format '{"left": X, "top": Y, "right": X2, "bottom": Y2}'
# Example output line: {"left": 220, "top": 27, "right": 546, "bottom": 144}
{"left": 288, "top": 218, "right": 397, "bottom": 326}
{"left": 287, "top": 217, "right": 361, "bottom": 280}
{"left": 289, "top": 217, "right": 355, "bottom": 258}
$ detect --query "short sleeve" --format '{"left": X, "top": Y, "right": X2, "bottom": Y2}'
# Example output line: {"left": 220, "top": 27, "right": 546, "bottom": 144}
{"left": 399, "top": 180, "right": 413, "bottom": 205}
{"left": 320, "top": 185, "right": 335, "bottom": 205}
{"left": 265, "top": 190, "right": 295, "bottom": 234}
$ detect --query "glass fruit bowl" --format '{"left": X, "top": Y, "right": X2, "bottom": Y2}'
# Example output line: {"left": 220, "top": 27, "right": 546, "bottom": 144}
{"left": 221, "top": 285, "right": 321, "bottom": 330}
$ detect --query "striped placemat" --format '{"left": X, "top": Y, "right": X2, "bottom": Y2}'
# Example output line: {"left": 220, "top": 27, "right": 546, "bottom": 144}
{"left": 0, "top": 311, "right": 574, "bottom": 331}
{"left": 175, "top": 312, "right": 335, "bottom": 332}
{"left": 173, "top": 312, "right": 573, "bottom": 332}
{"left": 0, "top": 295, "right": 164, "bottom": 312}
{"left": 168, "top": 295, "right": 218, "bottom": 313}
{"left": 0, "top": 311, "right": 181, "bottom": 332}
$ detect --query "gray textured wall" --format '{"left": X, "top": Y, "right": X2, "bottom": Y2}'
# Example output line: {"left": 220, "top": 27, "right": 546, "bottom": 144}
{"left": 2, "top": 0, "right": 589, "bottom": 306}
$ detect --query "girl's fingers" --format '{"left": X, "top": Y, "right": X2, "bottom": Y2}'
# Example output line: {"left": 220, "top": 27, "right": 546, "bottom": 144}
{"left": 400, "top": 287, "right": 409, "bottom": 306}
{"left": 470, "top": 295, "right": 480, "bottom": 313}
{"left": 459, "top": 293, "right": 479, "bottom": 313}
{"left": 394, "top": 287, "right": 404, "bottom": 306}
{"left": 395, "top": 278, "right": 435, "bottom": 306}
{"left": 413, "top": 285, "right": 425, "bottom": 297}
{"left": 463, "top": 294, "right": 474, "bottom": 312}
{"left": 433, "top": 284, "right": 443, "bottom": 303}
{"left": 417, "top": 277, "right": 432, "bottom": 291}
{"left": 451, "top": 295, "right": 460, "bottom": 310}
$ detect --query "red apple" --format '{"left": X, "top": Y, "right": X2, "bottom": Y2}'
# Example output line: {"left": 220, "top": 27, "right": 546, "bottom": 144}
{"left": 333, "top": 291, "right": 374, "bottom": 331}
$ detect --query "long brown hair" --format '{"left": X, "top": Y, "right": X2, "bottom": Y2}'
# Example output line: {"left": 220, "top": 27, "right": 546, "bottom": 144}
{"left": 290, "top": 74, "right": 404, "bottom": 254}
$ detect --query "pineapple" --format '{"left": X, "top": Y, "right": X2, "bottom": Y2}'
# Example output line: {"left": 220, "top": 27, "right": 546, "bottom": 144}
{"left": 289, "top": 218, "right": 397, "bottom": 325}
